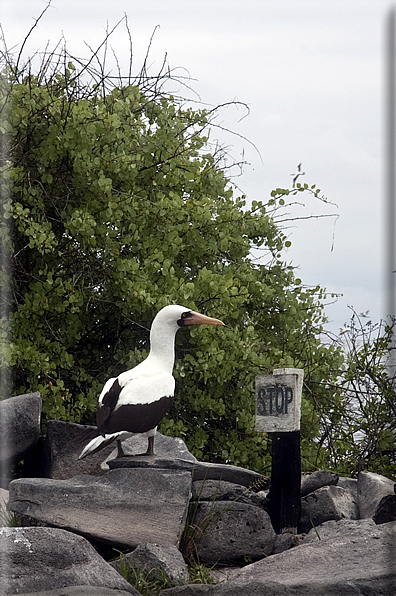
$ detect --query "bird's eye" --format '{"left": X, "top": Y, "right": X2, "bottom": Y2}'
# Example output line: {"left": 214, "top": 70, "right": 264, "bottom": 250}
{"left": 182, "top": 312, "right": 187, "bottom": 318}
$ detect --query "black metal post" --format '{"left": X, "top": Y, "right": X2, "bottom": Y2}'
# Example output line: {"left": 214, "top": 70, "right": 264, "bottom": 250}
{"left": 268, "top": 430, "right": 301, "bottom": 534}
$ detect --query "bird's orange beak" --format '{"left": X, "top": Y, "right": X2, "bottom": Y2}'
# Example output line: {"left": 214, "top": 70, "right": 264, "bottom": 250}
{"left": 185, "top": 311, "right": 225, "bottom": 326}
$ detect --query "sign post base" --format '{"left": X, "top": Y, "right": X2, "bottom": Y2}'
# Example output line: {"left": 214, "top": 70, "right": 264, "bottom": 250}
{"left": 268, "top": 430, "right": 301, "bottom": 533}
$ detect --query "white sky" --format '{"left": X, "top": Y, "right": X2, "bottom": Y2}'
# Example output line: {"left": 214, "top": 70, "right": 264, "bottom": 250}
{"left": 1, "top": 0, "right": 394, "bottom": 335}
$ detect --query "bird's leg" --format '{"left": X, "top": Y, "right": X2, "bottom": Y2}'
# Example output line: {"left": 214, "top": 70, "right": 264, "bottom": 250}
{"left": 116, "top": 439, "right": 125, "bottom": 458}
{"left": 145, "top": 435, "right": 155, "bottom": 456}
{"left": 134, "top": 435, "right": 155, "bottom": 456}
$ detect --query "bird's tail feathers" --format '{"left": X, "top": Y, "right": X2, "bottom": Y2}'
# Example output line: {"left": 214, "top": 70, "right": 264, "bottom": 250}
{"left": 78, "top": 432, "right": 119, "bottom": 460}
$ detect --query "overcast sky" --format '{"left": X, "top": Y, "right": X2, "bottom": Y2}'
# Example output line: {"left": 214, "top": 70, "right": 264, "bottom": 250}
{"left": 1, "top": 0, "right": 394, "bottom": 335}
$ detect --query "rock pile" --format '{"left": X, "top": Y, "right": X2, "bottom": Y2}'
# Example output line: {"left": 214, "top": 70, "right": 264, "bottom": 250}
{"left": 1, "top": 392, "right": 396, "bottom": 595}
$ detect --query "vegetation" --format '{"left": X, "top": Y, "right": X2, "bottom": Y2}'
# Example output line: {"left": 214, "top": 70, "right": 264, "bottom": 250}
{"left": 116, "top": 555, "right": 215, "bottom": 596}
{"left": 0, "top": 503, "right": 21, "bottom": 527}
{"left": 319, "top": 310, "right": 396, "bottom": 477}
{"left": 117, "top": 558, "right": 174, "bottom": 596}
{"left": 1, "top": 12, "right": 395, "bottom": 478}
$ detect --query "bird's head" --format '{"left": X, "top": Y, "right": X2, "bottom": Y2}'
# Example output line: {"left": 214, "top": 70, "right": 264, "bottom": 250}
{"left": 153, "top": 305, "right": 224, "bottom": 330}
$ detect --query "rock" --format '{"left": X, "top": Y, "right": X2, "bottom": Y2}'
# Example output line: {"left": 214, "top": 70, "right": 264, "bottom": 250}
{"left": 373, "top": 494, "right": 396, "bottom": 524}
{"left": 208, "top": 568, "right": 233, "bottom": 584}
{"left": 271, "top": 531, "right": 303, "bottom": 554}
{"left": 15, "top": 589, "right": 134, "bottom": 596}
{"left": 300, "top": 470, "right": 339, "bottom": 497}
{"left": 110, "top": 456, "right": 268, "bottom": 490}
{"left": 23, "top": 420, "right": 120, "bottom": 479}
{"left": 110, "top": 542, "right": 189, "bottom": 584}
{"left": 8, "top": 468, "right": 192, "bottom": 549}
{"left": 357, "top": 470, "right": 396, "bottom": 519}
{"left": 191, "top": 479, "right": 268, "bottom": 508}
{"left": 108, "top": 432, "right": 198, "bottom": 463}
{"left": 161, "top": 583, "right": 295, "bottom": 595}
{"left": 301, "top": 517, "right": 377, "bottom": 543}
{"left": 204, "top": 463, "right": 264, "bottom": 491}
{"left": 0, "top": 392, "right": 41, "bottom": 463}
{"left": 216, "top": 519, "right": 396, "bottom": 596}
{"left": 299, "top": 484, "right": 359, "bottom": 533}
{"left": 192, "top": 479, "right": 247, "bottom": 502}
{"left": 23, "top": 422, "right": 198, "bottom": 480}
{"left": 188, "top": 500, "right": 275, "bottom": 564}
{"left": 337, "top": 476, "right": 358, "bottom": 500}
{"left": 13, "top": 589, "right": 133, "bottom": 596}
{"left": 0, "top": 526, "right": 138, "bottom": 595}
{"left": 251, "top": 490, "right": 270, "bottom": 508}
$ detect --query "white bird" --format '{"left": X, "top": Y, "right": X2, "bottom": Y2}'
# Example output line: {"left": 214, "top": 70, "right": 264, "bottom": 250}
{"left": 359, "top": 310, "right": 370, "bottom": 318}
{"left": 78, "top": 305, "right": 224, "bottom": 460}
{"left": 339, "top": 326, "right": 351, "bottom": 335}
{"left": 291, "top": 163, "right": 305, "bottom": 187}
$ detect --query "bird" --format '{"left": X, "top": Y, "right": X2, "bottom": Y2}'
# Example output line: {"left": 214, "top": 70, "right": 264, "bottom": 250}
{"left": 339, "top": 326, "right": 351, "bottom": 335}
{"left": 78, "top": 305, "right": 224, "bottom": 460}
{"left": 291, "top": 163, "right": 305, "bottom": 187}
{"left": 359, "top": 310, "right": 370, "bottom": 318}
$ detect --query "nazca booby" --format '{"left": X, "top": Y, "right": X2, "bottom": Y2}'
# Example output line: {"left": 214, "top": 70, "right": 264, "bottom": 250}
{"left": 78, "top": 305, "right": 224, "bottom": 459}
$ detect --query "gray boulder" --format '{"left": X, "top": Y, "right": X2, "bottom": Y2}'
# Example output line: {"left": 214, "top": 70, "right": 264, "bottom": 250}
{"left": 302, "top": 516, "right": 377, "bottom": 543}
{"left": 8, "top": 468, "right": 192, "bottom": 549}
{"left": 191, "top": 479, "right": 268, "bottom": 508}
{"left": 12, "top": 589, "right": 133, "bottom": 596}
{"left": 357, "top": 470, "right": 396, "bottom": 519}
{"left": 15, "top": 589, "right": 134, "bottom": 596}
{"left": 299, "top": 484, "right": 359, "bottom": 533}
{"left": 24, "top": 420, "right": 120, "bottom": 479}
{"left": 163, "top": 515, "right": 396, "bottom": 596}
{"left": 192, "top": 479, "right": 248, "bottom": 502}
{"left": 220, "top": 519, "right": 396, "bottom": 595}
{"left": 188, "top": 500, "right": 275, "bottom": 564}
{"left": 373, "top": 494, "right": 396, "bottom": 525}
{"left": 161, "top": 520, "right": 396, "bottom": 594}
{"left": 300, "top": 470, "right": 339, "bottom": 497}
{"left": 23, "top": 421, "right": 197, "bottom": 480}
{"left": 272, "top": 531, "right": 303, "bottom": 554}
{"left": 107, "top": 432, "right": 198, "bottom": 463}
{"left": 337, "top": 475, "right": 358, "bottom": 500}
{"left": 161, "top": 582, "right": 295, "bottom": 595}
{"left": 110, "top": 542, "right": 188, "bottom": 584}
{"left": 0, "top": 393, "right": 41, "bottom": 463}
{"left": 110, "top": 456, "right": 267, "bottom": 490}
{"left": 0, "top": 526, "right": 137, "bottom": 595}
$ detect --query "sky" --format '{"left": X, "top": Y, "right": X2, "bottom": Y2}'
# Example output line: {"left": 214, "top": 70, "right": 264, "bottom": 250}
{"left": 1, "top": 0, "right": 394, "bottom": 337}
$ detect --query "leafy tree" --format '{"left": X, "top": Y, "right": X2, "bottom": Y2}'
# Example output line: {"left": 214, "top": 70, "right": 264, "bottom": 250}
{"left": 0, "top": 21, "right": 344, "bottom": 474}
{"left": 317, "top": 310, "right": 396, "bottom": 477}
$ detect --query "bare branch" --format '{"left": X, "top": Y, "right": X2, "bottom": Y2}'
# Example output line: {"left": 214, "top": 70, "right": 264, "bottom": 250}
{"left": 14, "top": 0, "right": 53, "bottom": 78}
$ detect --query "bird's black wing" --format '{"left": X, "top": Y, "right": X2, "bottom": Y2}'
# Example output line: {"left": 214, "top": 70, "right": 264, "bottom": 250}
{"left": 97, "top": 378, "right": 122, "bottom": 434}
